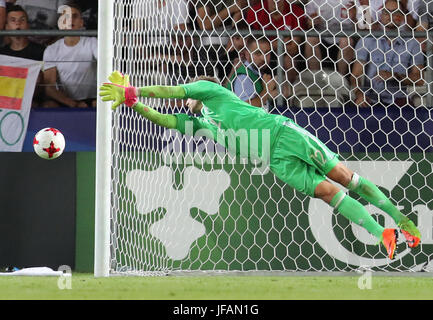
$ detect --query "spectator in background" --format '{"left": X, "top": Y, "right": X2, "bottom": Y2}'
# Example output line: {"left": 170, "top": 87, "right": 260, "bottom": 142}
{"left": 0, "top": 5, "right": 44, "bottom": 59}
{"left": 405, "top": 0, "right": 431, "bottom": 53}
{"left": 225, "top": 37, "right": 278, "bottom": 107}
{"left": 219, "top": 20, "right": 248, "bottom": 84}
{"left": 0, "top": 0, "right": 6, "bottom": 46}
{"left": 354, "top": 0, "right": 425, "bottom": 30}
{"left": 168, "top": 32, "right": 200, "bottom": 87}
{"left": 6, "top": 0, "right": 97, "bottom": 29}
{"left": 410, "top": 0, "right": 432, "bottom": 26}
{"left": 8, "top": 0, "right": 69, "bottom": 45}
{"left": 72, "top": 0, "right": 97, "bottom": 29}
{"left": 42, "top": 2, "right": 97, "bottom": 108}
{"left": 0, "top": 5, "right": 45, "bottom": 107}
{"left": 304, "top": 0, "right": 357, "bottom": 77}
{"left": 195, "top": 0, "right": 246, "bottom": 30}
{"left": 245, "top": 0, "right": 307, "bottom": 84}
{"left": 354, "top": 0, "right": 430, "bottom": 52}
{"left": 382, "top": 0, "right": 421, "bottom": 27}
{"left": 0, "top": 0, "right": 5, "bottom": 30}
{"left": 194, "top": 0, "right": 247, "bottom": 78}
{"left": 129, "top": 0, "right": 190, "bottom": 86}
{"left": 136, "top": 0, "right": 189, "bottom": 34}
{"left": 354, "top": 0, "right": 383, "bottom": 31}
{"left": 351, "top": 0, "right": 424, "bottom": 107}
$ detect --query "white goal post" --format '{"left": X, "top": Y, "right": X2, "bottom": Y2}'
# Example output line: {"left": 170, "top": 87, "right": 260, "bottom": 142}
{"left": 95, "top": 0, "right": 114, "bottom": 277}
{"left": 95, "top": 0, "right": 433, "bottom": 277}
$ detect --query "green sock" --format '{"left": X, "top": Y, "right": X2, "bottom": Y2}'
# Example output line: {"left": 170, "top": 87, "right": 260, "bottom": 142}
{"left": 347, "top": 174, "right": 405, "bottom": 225}
{"left": 330, "top": 191, "right": 384, "bottom": 239}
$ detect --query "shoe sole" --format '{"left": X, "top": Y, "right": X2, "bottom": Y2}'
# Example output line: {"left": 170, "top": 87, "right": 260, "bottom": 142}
{"left": 386, "top": 229, "right": 398, "bottom": 260}
{"left": 401, "top": 230, "right": 420, "bottom": 248}
{"left": 398, "top": 220, "right": 421, "bottom": 248}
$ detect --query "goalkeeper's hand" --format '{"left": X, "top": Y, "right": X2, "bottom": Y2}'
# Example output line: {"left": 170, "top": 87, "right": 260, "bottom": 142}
{"left": 108, "top": 70, "right": 130, "bottom": 87}
{"left": 99, "top": 82, "right": 138, "bottom": 110}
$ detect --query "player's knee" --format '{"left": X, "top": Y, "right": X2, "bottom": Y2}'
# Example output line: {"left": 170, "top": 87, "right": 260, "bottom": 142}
{"left": 314, "top": 181, "right": 340, "bottom": 204}
{"left": 327, "top": 163, "right": 353, "bottom": 187}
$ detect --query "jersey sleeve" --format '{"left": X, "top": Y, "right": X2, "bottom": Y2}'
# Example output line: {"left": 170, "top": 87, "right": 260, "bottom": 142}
{"left": 179, "top": 80, "right": 222, "bottom": 101}
{"left": 175, "top": 113, "right": 213, "bottom": 137}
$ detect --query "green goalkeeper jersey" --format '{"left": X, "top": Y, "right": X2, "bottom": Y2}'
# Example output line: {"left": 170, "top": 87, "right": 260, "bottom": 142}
{"left": 175, "top": 80, "right": 288, "bottom": 162}
{"left": 134, "top": 79, "right": 339, "bottom": 195}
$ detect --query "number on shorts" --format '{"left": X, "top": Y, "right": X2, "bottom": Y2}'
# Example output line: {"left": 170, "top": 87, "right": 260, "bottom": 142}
{"left": 310, "top": 149, "right": 325, "bottom": 167}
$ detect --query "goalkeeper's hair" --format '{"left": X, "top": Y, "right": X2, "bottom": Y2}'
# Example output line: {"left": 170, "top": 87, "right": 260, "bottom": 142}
{"left": 191, "top": 75, "right": 220, "bottom": 85}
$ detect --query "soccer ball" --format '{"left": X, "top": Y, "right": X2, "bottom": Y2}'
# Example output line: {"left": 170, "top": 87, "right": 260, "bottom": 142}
{"left": 33, "top": 128, "right": 65, "bottom": 160}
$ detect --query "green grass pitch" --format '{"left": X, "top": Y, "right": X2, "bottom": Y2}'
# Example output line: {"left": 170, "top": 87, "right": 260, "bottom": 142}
{"left": 1, "top": 273, "right": 433, "bottom": 300}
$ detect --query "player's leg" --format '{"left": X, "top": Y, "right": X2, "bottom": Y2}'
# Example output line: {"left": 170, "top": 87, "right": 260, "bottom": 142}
{"left": 326, "top": 162, "right": 421, "bottom": 248}
{"left": 314, "top": 180, "right": 384, "bottom": 238}
{"left": 271, "top": 123, "right": 399, "bottom": 256}
{"left": 270, "top": 152, "right": 397, "bottom": 258}
{"left": 314, "top": 180, "right": 397, "bottom": 259}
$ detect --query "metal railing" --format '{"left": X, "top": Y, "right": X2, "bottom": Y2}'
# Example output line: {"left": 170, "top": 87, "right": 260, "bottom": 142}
{"left": 0, "top": 30, "right": 97, "bottom": 37}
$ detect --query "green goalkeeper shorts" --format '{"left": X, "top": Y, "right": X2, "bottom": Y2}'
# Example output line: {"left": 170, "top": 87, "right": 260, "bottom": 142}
{"left": 270, "top": 119, "right": 340, "bottom": 197}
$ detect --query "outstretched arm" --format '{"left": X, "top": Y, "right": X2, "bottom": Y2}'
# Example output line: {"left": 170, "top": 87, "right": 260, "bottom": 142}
{"left": 98, "top": 85, "right": 177, "bottom": 128}
{"left": 132, "top": 102, "right": 177, "bottom": 129}
{"left": 99, "top": 69, "right": 188, "bottom": 107}
{"left": 99, "top": 83, "right": 187, "bottom": 108}
{"left": 138, "top": 86, "right": 186, "bottom": 99}
{"left": 100, "top": 71, "right": 219, "bottom": 108}
{"left": 98, "top": 71, "right": 178, "bottom": 129}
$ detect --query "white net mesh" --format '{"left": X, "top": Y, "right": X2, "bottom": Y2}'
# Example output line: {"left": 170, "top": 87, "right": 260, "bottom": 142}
{"left": 108, "top": 0, "right": 433, "bottom": 275}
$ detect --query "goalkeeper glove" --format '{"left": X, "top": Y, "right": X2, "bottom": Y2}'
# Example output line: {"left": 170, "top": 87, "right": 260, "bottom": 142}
{"left": 108, "top": 70, "right": 130, "bottom": 87}
{"left": 99, "top": 82, "right": 138, "bottom": 110}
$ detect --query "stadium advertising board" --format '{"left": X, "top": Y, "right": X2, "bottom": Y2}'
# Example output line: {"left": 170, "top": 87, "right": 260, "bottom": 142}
{"left": 112, "top": 150, "right": 432, "bottom": 273}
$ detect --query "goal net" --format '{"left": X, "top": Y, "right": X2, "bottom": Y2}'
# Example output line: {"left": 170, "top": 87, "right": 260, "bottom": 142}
{"left": 96, "top": 0, "right": 433, "bottom": 276}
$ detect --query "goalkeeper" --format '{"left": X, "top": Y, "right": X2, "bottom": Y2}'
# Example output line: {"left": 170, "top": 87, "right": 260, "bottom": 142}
{"left": 99, "top": 71, "right": 421, "bottom": 259}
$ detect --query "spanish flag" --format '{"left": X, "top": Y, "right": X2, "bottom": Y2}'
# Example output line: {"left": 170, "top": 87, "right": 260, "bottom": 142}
{"left": 0, "top": 65, "right": 29, "bottom": 110}
{"left": 0, "top": 55, "right": 42, "bottom": 151}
